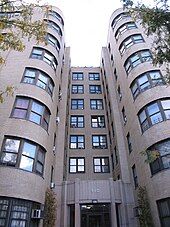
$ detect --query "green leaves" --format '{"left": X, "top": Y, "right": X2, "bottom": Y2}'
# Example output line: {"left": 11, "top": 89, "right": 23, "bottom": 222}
{"left": 140, "top": 149, "right": 160, "bottom": 164}
{"left": 0, "top": 86, "right": 15, "bottom": 103}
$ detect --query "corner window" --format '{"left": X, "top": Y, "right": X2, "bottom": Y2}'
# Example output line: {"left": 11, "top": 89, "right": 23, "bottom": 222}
{"left": 132, "top": 164, "right": 138, "bottom": 188}
{"left": 138, "top": 99, "right": 170, "bottom": 132}
{"left": 70, "top": 135, "right": 85, "bottom": 149}
{"left": 111, "top": 12, "right": 131, "bottom": 29}
{"left": 22, "top": 68, "right": 54, "bottom": 96}
{"left": 149, "top": 139, "right": 170, "bottom": 175}
{"left": 90, "top": 99, "right": 103, "bottom": 110}
{"left": 157, "top": 198, "right": 170, "bottom": 227}
{"left": 70, "top": 116, "right": 84, "bottom": 128}
{"left": 72, "top": 85, "right": 84, "bottom": 94}
{"left": 130, "top": 71, "right": 165, "bottom": 99}
{"left": 92, "top": 135, "right": 107, "bottom": 149}
{"left": 91, "top": 116, "right": 105, "bottom": 128}
{"left": 124, "top": 50, "right": 152, "bottom": 74}
{"left": 11, "top": 97, "right": 50, "bottom": 130}
{"left": 46, "top": 19, "right": 62, "bottom": 36}
{"left": 89, "top": 73, "right": 100, "bottom": 80}
{"left": 0, "top": 137, "right": 45, "bottom": 175}
{"left": 89, "top": 85, "right": 102, "bottom": 94}
{"left": 69, "top": 158, "right": 85, "bottom": 173}
{"left": 72, "top": 72, "right": 83, "bottom": 80}
{"left": 47, "top": 33, "right": 60, "bottom": 52}
{"left": 93, "top": 157, "right": 110, "bottom": 173}
{"left": 49, "top": 10, "right": 64, "bottom": 26}
{"left": 71, "top": 99, "right": 84, "bottom": 110}
{"left": 119, "top": 34, "right": 144, "bottom": 55}
{"left": 115, "top": 22, "right": 137, "bottom": 40}
{"left": 30, "top": 47, "right": 58, "bottom": 70}
{"left": 127, "top": 132, "right": 132, "bottom": 153}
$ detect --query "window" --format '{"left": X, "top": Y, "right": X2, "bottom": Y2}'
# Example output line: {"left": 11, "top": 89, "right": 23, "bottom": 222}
{"left": 93, "top": 157, "right": 110, "bottom": 173}
{"left": 71, "top": 99, "right": 84, "bottom": 110}
{"left": 46, "top": 19, "right": 62, "bottom": 36}
{"left": 115, "top": 22, "right": 137, "bottom": 40}
{"left": 91, "top": 116, "right": 105, "bottom": 128}
{"left": 70, "top": 116, "right": 84, "bottom": 128}
{"left": 117, "top": 86, "right": 122, "bottom": 101}
{"left": 130, "top": 71, "right": 165, "bottom": 99}
{"left": 138, "top": 99, "right": 170, "bottom": 132}
{"left": 22, "top": 68, "right": 54, "bottom": 96}
{"left": 69, "top": 158, "right": 85, "bottom": 173}
{"left": 132, "top": 164, "right": 138, "bottom": 188}
{"left": 111, "top": 12, "right": 131, "bottom": 29}
{"left": 114, "top": 69, "right": 118, "bottom": 81}
{"left": 89, "top": 73, "right": 100, "bottom": 80}
{"left": 157, "top": 198, "right": 170, "bottom": 227}
{"left": 11, "top": 97, "right": 50, "bottom": 130}
{"left": 90, "top": 99, "right": 103, "bottom": 110}
{"left": 47, "top": 33, "right": 60, "bottom": 52}
{"left": 127, "top": 133, "right": 132, "bottom": 153}
{"left": 70, "top": 135, "right": 85, "bottom": 149}
{"left": 72, "top": 85, "right": 84, "bottom": 94}
{"left": 111, "top": 154, "right": 114, "bottom": 170}
{"left": 92, "top": 135, "right": 107, "bottom": 149}
{"left": 124, "top": 50, "right": 152, "bottom": 74}
{"left": 122, "top": 107, "right": 127, "bottom": 124}
{"left": 49, "top": 10, "right": 64, "bottom": 26}
{"left": 0, "top": 137, "right": 45, "bottom": 175}
{"left": 89, "top": 85, "right": 102, "bottom": 94}
{"left": 149, "top": 139, "right": 170, "bottom": 175}
{"left": 0, "top": 197, "right": 40, "bottom": 227}
{"left": 119, "top": 34, "right": 144, "bottom": 55}
{"left": 72, "top": 72, "right": 83, "bottom": 80}
{"left": 30, "top": 47, "right": 58, "bottom": 70}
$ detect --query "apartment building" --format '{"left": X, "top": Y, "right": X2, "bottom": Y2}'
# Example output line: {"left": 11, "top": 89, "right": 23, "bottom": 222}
{"left": 0, "top": 5, "right": 169, "bottom": 227}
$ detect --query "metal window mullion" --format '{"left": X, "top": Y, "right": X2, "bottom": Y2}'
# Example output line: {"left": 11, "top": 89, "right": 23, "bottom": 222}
{"left": 27, "top": 99, "right": 32, "bottom": 120}
{"left": 159, "top": 100, "right": 167, "bottom": 121}
{"left": 17, "top": 139, "right": 23, "bottom": 168}
{"left": 33, "top": 145, "right": 38, "bottom": 173}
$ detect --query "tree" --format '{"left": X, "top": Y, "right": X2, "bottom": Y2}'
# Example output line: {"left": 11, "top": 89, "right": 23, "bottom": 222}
{"left": 122, "top": 0, "right": 170, "bottom": 82}
{"left": 0, "top": 0, "right": 49, "bottom": 102}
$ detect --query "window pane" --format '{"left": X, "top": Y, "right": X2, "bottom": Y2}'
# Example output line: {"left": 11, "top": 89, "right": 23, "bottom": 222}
{"left": 147, "top": 103, "right": 159, "bottom": 115}
{"left": 94, "top": 159, "right": 100, "bottom": 165}
{"left": 1, "top": 153, "right": 17, "bottom": 164}
{"left": 29, "top": 112, "right": 41, "bottom": 124}
{"left": 78, "top": 159, "right": 84, "bottom": 165}
{"left": 78, "top": 166, "right": 84, "bottom": 172}
{"left": 94, "top": 166, "right": 101, "bottom": 172}
{"left": 161, "top": 100, "right": 170, "bottom": 110}
{"left": 22, "top": 142, "right": 36, "bottom": 158}
{"left": 150, "top": 71, "right": 161, "bottom": 79}
{"left": 4, "top": 139, "right": 20, "bottom": 153}
{"left": 138, "top": 75, "right": 148, "bottom": 85}
{"left": 13, "top": 109, "right": 27, "bottom": 119}
{"left": 11, "top": 220, "right": 26, "bottom": 227}
{"left": 70, "top": 166, "right": 76, "bottom": 173}
{"left": 20, "top": 156, "right": 33, "bottom": 171}
{"left": 139, "top": 110, "right": 146, "bottom": 123}
{"left": 36, "top": 162, "right": 43, "bottom": 173}
{"left": 150, "top": 113, "right": 163, "bottom": 124}
{"left": 31, "top": 102, "right": 44, "bottom": 115}
{"left": 15, "top": 99, "right": 29, "bottom": 109}
{"left": 162, "top": 155, "right": 170, "bottom": 169}
{"left": 70, "top": 159, "right": 76, "bottom": 165}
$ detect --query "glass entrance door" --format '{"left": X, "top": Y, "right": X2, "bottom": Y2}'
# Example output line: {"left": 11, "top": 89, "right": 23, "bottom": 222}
{"left": 81, "top": 204, "right": 111, "bottom": 227}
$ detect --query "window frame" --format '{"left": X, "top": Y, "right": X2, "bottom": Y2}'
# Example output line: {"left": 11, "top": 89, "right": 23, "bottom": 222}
{"left": 72, "top": 72, "right": 84, "bottom": 80}
{"left": 22, "top": 68, "right": 54, "bottom": 97}
{"left": 91, "top": 115, "right": 105, "bottom": 128}
{"left": 89, "top": 73, "right": 100, "bottom": 81}
{"left": 11, "top": 97, "right": 50, "bottom": 131}
{"left": 127, "top": 132, "right": 132, "bottom": 153}
{"left": 111, "top": 12, "right": 131, "bottom": 29}
{"left": 30, "top": 47, "right": 58, "bottom": 71}
{"left": 0, "top": 136, "right": 46, "bottom": 176}
{"left": 157, "top": 198, "right": 170, "bottom": 227}
{"left": 132, "top": 164, "right": 138, "bottom": 188}
{"left": 46, "top": 33, "right": 60, "bottom": 52}
{"left": 72, "top": 85, "right": 84, "bottom": 94}
{"left": 70, "top": 116, "right": 84, "bottom": 128}
{"left": 89, "top": 85, "right": 102, "bottom": 94}
{"left": 115, "top": 22, "right": 137, "bottom": 40}
{"left": 49, "top": 10, "right": 64, "bottom": 26}
{"left": 69, "top": 135, "right": 85, "bottom": 149}
{"left": 69, "top": 157, "right": 85, "bottom": 173}
{"left": 46, "top": 19, "right": 62, "bottom": 36}
{"left": 92, "top": 135, "right": 107, "bottom": 149}
{"left": 71, "top": 99, "right": 84, "bottom": 110}
{"left": 90, "top": 99, "right": 104, "bottom": 110}
{"left": 93, "top": 157, "right": 110, "bottom": 173}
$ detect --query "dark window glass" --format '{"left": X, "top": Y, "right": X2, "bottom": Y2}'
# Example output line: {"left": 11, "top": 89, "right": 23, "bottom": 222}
{"left": 93, "top": 157, "right": 110, "bottom": 173}
{"left": 71, "top": 99, "right": 84, "bottom": 110}
{"left": 72, "top": 73, "right": 83, "bottom": 80}
{"left": 92, "top": 135, "right": 107, "bottom": 149}
{"left": 70, "top": 116, "right": 84, "bottom": 128}
{"left": 90, "top": 99, "right": 103, "bottom": 110}
{"left": 138, "top": 99, "right": 170, "bottom": 132}
{"left": 11, "top": 97, "right": 50, "bottom": 130}
{"left": 69, "top": 158, "right": 85, "bottom": 173}
{"left": 91, "top": 116, "right": 105, "bottom": 128}
{"left": 22, "top": 68, "right": 54, "bottom": 96}
{"left": 89, "top": 85, "right": 102, "bottom": 94}
{"left": 149, "top": 139, "right": 170, "bottom": 175}
{"left": 130, "top": 71, "right": 165, "bottom": 99}
{"left": 0, "top": 137, "right": 45, "bottom": 175}
{"left": 132, "top": 164, "right": 138, "bottom": 188}
{"left": 124, "top": 50, "right": 152, "bottom": 74}
{"left": 157, "top": 198, "right": 170, "bottom": 227}
{"left": 72, "top": 85, "right": 84, "bottom": 94}
{"left": 70, "top": 135, "right": 85, "bottom": 149}
{"left": 127, "top": 133, "right": 132, "bottom": 153}
{"left": 122, "top": 107, "right": 127, "bottom": 125}
{"left": 89, "top": 73, "right": 100, "bottom": 80}
{"left": 117, "top": 86, "right": 122, "bottom": 101}
{"left": 30, "top": 47, "right": 58, "bottom": 70}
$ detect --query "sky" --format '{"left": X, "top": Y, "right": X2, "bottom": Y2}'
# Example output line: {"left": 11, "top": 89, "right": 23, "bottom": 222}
{"left": 47, "top": 0, "right": 122, "bottom": 66}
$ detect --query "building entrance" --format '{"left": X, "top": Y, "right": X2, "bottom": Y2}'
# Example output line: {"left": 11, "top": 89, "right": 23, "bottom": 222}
{"left": 81, "top": 204, "right": 111, "bottom": 227}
